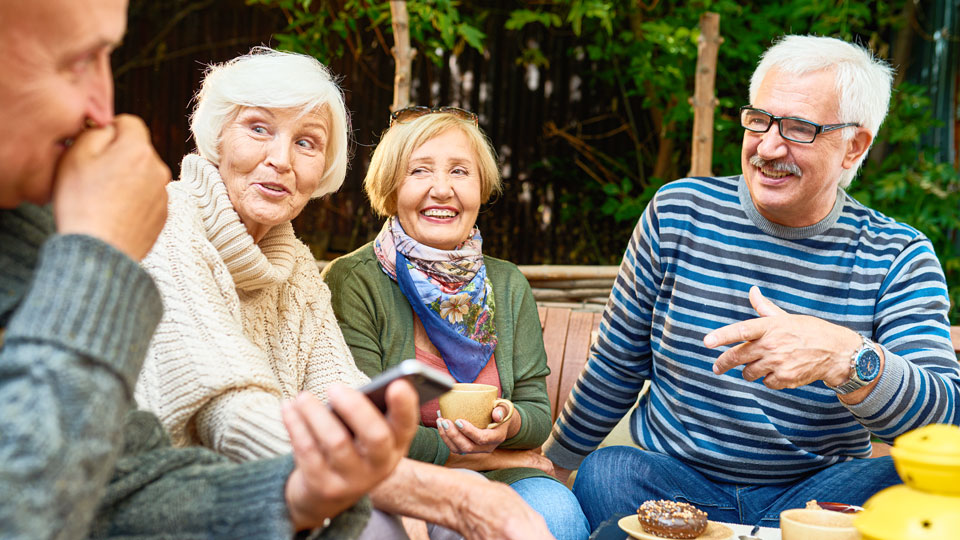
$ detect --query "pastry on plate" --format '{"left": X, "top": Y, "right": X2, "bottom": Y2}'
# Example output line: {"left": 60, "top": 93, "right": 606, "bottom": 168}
{"left": 636, "top": 500, "right": 708, "bottom": 539}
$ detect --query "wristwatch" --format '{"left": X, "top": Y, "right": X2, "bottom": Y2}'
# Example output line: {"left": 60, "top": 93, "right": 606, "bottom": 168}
{"left": 828, "top": 334, "right": 881, "bottom": 394}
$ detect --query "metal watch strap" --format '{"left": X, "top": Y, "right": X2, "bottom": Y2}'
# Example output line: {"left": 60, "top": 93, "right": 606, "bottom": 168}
{"left": 829, "top": 334, "right": 875, "bottom": 394}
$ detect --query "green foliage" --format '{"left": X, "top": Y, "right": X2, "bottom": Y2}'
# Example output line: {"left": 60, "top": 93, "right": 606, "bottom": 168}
{"left": 600, "top": 177, "right": 667, "bottom": 224}
{"left": 245, "top": 0, "right": 485, "bottom": 64}
{"left": 506, "top": 10, "right": 563, "bottom": 31}
{"left": 506, "top": 1, "right": 960, "bottom": 321}
{"left": 250, "top": 0, "right": 960, "bottom": 318}
{"left": 565, "top": 0, "right": 615, "bottom": 36}
{"left": 854, "top": 83, "right": 960, "bottom": 320}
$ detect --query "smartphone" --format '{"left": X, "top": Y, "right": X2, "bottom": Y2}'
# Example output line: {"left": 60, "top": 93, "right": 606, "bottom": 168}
{"left": 358, "top": 359, "right": 455, "bottom": 413}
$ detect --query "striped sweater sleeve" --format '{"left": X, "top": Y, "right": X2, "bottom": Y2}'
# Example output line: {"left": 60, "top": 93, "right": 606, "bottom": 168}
{"left": 846, "top": 236, "right": 960, "bottom": 439}
{"left": 542, "top": 199, "right": 661, "bottom": 468}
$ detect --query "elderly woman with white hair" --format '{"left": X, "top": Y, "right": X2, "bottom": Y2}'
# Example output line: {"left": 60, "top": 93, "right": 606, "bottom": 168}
{"left": 135, "top": 47, "right": 364, "bottom": 461}
{"left": 134, "top": 48, "right": 394, "bottom": 538}
{"left": 134, "top": 48, "right": 556, "bottom": 540}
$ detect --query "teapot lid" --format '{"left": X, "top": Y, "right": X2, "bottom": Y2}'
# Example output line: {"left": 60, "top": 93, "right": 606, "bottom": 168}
{"left": 856, "top": 485, "right": 960, "bottom": 540}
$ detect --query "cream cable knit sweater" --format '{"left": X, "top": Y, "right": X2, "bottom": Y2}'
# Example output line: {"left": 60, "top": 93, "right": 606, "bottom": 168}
{"left": 136, "top": 154, "right": 368, "bottom": 462}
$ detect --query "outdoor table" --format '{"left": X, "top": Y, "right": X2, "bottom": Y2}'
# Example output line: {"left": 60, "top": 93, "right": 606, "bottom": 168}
{"left": 587, "top": 513, "right": 782, "bottom": 540}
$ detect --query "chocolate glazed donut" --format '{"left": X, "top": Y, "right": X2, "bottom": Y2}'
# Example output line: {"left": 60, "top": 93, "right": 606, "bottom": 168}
{"left": 637, "top": 500, "right": 708, "bottom": 539}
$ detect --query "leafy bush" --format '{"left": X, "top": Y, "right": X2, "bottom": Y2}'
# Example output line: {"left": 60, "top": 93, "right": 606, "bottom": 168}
{"left": 854, "top": 83, "right": 960, "bottom": 319}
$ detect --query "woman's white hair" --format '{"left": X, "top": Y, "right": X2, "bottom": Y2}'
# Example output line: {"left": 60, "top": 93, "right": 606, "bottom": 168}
{"left": 190, "top": 46, "right": 350, "bottom": 198}
{"left": 749, "top": 35, "right": 894, "bottom": 188}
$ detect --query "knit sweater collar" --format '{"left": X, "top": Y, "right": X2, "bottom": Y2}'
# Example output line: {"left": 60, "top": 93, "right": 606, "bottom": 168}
{"left": 179, "top": 154, "right": 297, "bottom": 291}
{"left": 737, "top": 175, "right": 844, "bottom": 240}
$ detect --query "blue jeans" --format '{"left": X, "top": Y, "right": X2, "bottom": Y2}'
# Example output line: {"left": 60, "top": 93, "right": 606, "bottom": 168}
{"left": 572, "top": 446, "right": 900, "bottom": 531}
{"left": 511, "top": 477, "right": 591, "bottom": 540}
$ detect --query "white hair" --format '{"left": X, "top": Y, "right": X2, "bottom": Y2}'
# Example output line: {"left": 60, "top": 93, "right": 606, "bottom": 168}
{"left": 749, "top": 35, "right": 894, "bottom": 188}
{"left": 190, "top": 47, "right": 350, "bottom": 198}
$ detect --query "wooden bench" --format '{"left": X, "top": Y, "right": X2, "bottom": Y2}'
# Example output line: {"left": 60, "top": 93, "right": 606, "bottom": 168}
{"left": 537, "top": 305, "right": 960, "bottom": 458}
{"left": 538, "top": 306, "right": 603, "bottom": 422}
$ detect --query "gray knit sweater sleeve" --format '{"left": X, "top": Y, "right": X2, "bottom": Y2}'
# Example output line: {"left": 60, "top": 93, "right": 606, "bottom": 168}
{"left": 0, "top": 205, "right": 371, "bottom": 539}
{"left": 0, "top": 204, "right": 163, "bottom": 538}
{"left": 88, "top": 410, "right": 372, "bottom": 540}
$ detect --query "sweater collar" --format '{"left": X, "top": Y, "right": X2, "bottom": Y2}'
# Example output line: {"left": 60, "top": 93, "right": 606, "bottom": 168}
{"left": 179, "top": 154, "right": 297, "bottom": 291}
{"left": 737, "top": 175, "right": 844, "bottom": 240}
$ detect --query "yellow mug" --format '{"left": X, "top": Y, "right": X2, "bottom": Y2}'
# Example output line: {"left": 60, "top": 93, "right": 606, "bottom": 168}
{"left": 438, "top": 383, "right": 514, "bottom": 429}
{"left": 780, "top": 508, "right": 860, "bottom": 540}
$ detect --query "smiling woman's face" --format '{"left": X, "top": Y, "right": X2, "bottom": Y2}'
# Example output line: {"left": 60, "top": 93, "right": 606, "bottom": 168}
{"left": 395, "top": 128, "right": 482, "bottom": 250}
{"left": 218, "top": 105, "right": 329, "bottom": 242}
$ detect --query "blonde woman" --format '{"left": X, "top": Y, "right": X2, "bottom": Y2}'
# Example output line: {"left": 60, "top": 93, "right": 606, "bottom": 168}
{"left": 324, "top": 106, "right": 590, "bottom": 540}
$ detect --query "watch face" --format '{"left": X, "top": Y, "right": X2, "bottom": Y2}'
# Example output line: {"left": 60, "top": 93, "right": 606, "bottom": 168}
{"left": 855, "top": 348, "right": 881, "bottom": 381}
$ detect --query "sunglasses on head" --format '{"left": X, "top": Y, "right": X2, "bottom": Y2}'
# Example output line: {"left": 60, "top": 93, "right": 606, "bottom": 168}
{"left": 389, "top": 106, "right": 478, "bottom": 127}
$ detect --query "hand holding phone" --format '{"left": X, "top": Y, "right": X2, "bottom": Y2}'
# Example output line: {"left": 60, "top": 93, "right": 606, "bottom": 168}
{"left": 358, "top": 359, "right": 455, "bottom": 413}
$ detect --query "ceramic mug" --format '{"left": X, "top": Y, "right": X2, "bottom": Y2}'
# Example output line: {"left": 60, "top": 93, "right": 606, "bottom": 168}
{"left": 438, "top": 383, "right": 514, "bottom": 429}
{"left": 780, "top": 508, "right": 861, "bottom": 540}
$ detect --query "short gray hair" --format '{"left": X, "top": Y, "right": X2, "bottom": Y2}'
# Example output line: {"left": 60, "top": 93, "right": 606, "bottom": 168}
{"left": 749, "top": 35, "right": 894, "bottom": 188}
{"left": 190, "top": 47, "right": 350, "bottom": 198}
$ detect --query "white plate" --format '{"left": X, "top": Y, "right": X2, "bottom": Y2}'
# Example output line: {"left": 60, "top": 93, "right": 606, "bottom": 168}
{"left": 618, "top": 515, "right": 734, "bottom": 540}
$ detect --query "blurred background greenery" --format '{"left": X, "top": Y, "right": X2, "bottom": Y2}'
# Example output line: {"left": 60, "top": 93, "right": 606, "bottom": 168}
{"left": 115, "top": 0, "right": 959, "bottom": 318}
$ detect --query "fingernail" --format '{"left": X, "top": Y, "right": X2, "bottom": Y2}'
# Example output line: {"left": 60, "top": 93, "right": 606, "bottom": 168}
{"left": 441, "top": 420, "right": 449, "bottom": 430}
{"left": 713, "top": 364, "right": 721, "bottom": 374}
{"left": 436, "top": 410, "right": 442, "bottom": 418}
{"left": 704, "top": 334, "right": 717, "bottom": 347}
{"left": 455, "top": 420, "right": 464, "bottom": 430}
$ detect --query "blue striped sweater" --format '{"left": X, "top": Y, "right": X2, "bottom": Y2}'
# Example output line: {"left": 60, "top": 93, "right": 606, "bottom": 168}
{"left": 543, "top": 175, "right": 960, "bottom": 484}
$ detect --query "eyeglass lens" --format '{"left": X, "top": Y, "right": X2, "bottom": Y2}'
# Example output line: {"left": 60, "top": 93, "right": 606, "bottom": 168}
{"left": 741, "top": 109, "right": 818, "bottom": 143}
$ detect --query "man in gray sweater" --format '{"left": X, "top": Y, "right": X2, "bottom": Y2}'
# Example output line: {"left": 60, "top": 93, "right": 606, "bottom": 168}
{"left": 0, "top": 1, "right": 420, "bottom": 538}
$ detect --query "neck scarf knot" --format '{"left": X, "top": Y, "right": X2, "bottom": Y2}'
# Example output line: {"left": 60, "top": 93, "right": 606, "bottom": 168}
{"left": 374, "top": 217, "right": 497, "bottom": 382}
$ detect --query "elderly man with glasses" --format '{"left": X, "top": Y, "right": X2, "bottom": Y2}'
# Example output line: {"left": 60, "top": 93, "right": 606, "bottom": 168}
{"left": 542, "top": 35, "right": 960, "bottom": 530}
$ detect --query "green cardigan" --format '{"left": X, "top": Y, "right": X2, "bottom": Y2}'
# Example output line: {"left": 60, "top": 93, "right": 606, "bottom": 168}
{"left": 323, "top": 242, "right": 553, "bottom": 485}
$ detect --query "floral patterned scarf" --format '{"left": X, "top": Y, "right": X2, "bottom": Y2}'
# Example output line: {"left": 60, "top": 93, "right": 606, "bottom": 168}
{"left": 374, "top": 217, "right": 497, "bottom": 382}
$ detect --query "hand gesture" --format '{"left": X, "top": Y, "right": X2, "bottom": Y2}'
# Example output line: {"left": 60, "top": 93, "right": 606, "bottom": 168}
{"left": 283, "top": 380, "right": 419, "bottom": 531}
{"left": 437, "top": 402, "right": 518, "bottom": 455}
{"left": 704, "top": 286, "right": 861, "bottom": 390}
{"left": 53, "top": 115, "right": 170, "bottom": 261}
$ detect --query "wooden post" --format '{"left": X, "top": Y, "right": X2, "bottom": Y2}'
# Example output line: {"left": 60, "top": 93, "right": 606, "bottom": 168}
{"left": 389, "top": 1, "right": 416, "bottom": 112}
{"left": 688, "top": 12, "right": 722, "bottom": 177}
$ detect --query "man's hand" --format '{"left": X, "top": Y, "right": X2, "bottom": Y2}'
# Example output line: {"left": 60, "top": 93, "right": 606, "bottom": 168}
{"left": 704, "top": 286, "right": 862, "bottom": 390}
{"left": 53, "top": 115, "right": 170, "bottom": 261}
{"left": 282, "top": 380, "right": 419, "bottom": 531}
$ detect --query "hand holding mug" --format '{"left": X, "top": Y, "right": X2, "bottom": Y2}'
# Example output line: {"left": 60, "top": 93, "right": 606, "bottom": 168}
{"left": 437, "top": 383, "right": 517, "bottom": 454}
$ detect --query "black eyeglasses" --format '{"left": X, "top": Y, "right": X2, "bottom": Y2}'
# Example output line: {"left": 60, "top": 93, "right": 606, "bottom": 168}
{"left": 389, "top": 106, "right": 478, "bottom": 127}
{"left": 739, "top": 106, "right": 860, "bottom": 144}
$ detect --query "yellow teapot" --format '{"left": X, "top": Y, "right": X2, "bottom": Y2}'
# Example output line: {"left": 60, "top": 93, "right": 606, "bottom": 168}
{"left": 855, "top": 424, "right": 960, "bottom": 540}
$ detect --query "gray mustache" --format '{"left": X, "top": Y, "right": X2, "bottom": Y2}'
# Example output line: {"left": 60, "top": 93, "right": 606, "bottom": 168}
{"left": 749, "top": 155, "right": 802, "bottom": 177}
